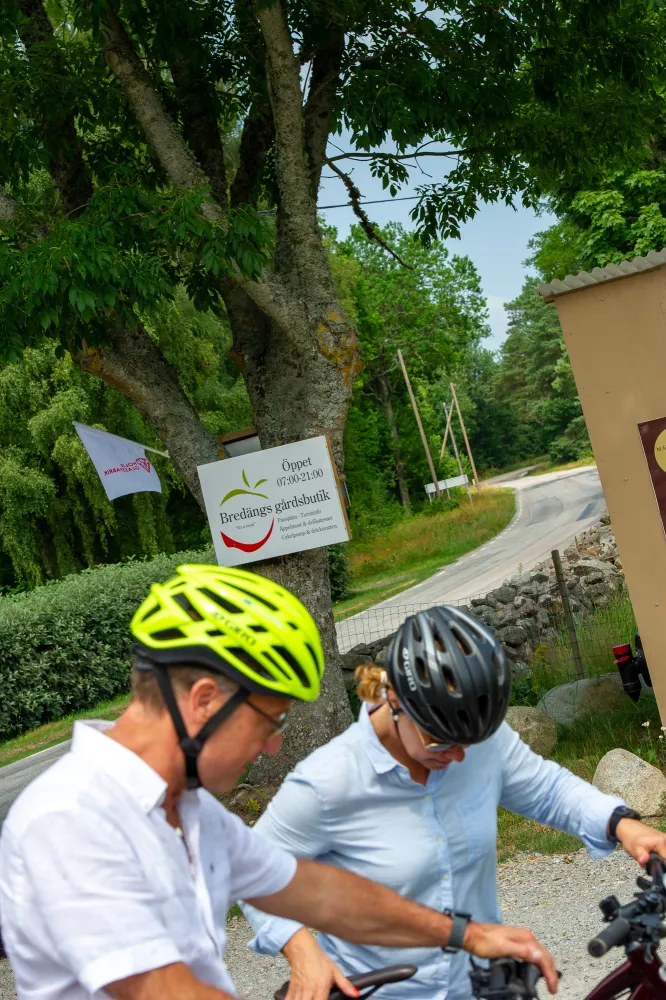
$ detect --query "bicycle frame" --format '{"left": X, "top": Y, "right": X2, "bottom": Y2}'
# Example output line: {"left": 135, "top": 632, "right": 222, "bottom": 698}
{"left": 586, "top": 947, "right": 666, "bottom": 1000}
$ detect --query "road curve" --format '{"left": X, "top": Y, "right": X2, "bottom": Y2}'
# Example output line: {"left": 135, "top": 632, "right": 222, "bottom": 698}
{"left": 336, "top": 466, "right": 604, "bottom": 652}
{"left": 0, "top": 742, "right": 71, "bottom": 826}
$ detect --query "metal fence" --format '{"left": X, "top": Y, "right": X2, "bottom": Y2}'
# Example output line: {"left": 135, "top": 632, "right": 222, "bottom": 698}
{"left": 335, "top": 576, "right": 636, "bottom": 695}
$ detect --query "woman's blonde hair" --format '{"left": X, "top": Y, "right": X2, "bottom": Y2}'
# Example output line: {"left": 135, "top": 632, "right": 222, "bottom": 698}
{"left": 354, "top": 663, "right": 390, "bottom": 705}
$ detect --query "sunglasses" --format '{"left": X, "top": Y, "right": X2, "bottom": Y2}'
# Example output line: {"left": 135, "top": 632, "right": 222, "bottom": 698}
{"left": 247, "top": 699, "right": 289, "bottom": 738}
{"left": 416, "top": 726, "right": 454, "bottom": 753}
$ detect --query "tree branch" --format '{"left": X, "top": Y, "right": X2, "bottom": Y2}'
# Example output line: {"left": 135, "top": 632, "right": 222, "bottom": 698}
{"left": 98, "top": 5, "right": 222, "bottom": 221}
{"left": 255, "top": 0, "right": 331, "bottom": 287}
{"left": 230, "top": 102, "right": 275, "bottom": 208}
{"left": 303, "top": 32, "right": 345, "bottom": 198}
{"left": 325, "top": 160, "right": 413, "bottom": 269}
{"left": 97, "top": 4, "right": 296, "bottom": 332}
{"left": 17, "top": 0, "right": 93, "bottom": 217}
{"left": 326, "top": 147, "right": 492, "bottom": 163}
{"left": 170, "top": 59, "right": 229, "bottom": 211}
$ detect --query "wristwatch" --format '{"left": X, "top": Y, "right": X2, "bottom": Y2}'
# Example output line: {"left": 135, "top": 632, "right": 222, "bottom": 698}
{"left": 442, "top": 909, "right": 471, "bottom": 953}
{"left": 608, "top": 805, "right": 641, "bottom": 843}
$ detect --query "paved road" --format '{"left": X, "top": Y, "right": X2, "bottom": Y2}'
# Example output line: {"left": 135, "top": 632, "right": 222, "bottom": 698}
{"left": 0, "top": 743, "right": 71, "bottom": 825}
{"left": 336, "top": 466, "right": 604, "bottom": 651}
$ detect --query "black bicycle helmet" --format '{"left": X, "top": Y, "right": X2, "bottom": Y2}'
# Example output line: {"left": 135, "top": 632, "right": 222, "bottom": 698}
{"left": 386, "top": 605, "right": 511, "bottom": 745}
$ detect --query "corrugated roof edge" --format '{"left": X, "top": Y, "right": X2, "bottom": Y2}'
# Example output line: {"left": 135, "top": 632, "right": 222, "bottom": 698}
{"left": 538, "top": 248, "right": 666, "bottom": 299}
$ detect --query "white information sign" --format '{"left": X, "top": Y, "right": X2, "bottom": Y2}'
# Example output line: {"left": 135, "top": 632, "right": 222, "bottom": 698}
{"left": 197, "top": 435, "right": 350, "bottom": 567}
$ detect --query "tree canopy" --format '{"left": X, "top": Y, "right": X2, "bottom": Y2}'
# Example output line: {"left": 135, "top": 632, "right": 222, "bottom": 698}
{"left": 2, "top": 0, "right": 665, "bottom": 772}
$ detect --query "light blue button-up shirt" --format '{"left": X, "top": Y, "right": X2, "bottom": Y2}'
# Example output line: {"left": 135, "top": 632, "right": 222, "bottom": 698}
{"left": 242, "top": 707, "right": 623, "bottom": 1000}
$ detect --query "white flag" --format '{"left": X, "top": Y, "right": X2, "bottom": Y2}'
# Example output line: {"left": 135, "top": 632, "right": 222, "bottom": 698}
{"left": 74, "top": 422, "right": 162, "bottom": 501}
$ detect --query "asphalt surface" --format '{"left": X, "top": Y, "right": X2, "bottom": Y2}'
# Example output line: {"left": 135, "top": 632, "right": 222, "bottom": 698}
{"left": 336, "top": 466, "right": 604, "bottom": 652}
{"left": 0, "top": 743, "right": 71, "bottom": 826}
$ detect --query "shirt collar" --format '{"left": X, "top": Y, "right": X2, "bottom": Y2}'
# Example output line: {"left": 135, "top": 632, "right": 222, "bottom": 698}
{"left": 71, "top": 720, "right": 168, "bottom": 813}
{"left": 358, "top": 703, "right": 401, "bottom": 775}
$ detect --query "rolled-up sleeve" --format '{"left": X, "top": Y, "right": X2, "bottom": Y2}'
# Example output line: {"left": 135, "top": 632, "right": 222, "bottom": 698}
{"left": 16, "top": 810, "right": 181, "bottom": 994}
{"left": 241, "top": 772, "right": 331, "bottom": 956}
{"left": 498, "top": 722, "right": 624, "bottom": 857}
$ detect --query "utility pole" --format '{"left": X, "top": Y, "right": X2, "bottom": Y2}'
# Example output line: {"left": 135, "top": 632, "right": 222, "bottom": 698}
{"left": 450, "top": 382, "right": 480, "bottom": 489}
{"left": 440, "top": 401, "right": 454, "bottom": 459}
{"left": 397, "top": 350, "right": 441, "bottom": 498}
{"left": 443, "top": 402, "right": 473, "bottom": 505}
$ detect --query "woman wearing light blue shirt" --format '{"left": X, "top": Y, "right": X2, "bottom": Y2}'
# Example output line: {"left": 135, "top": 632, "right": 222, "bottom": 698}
{"left": 243, "top": 606, "right": 666, "bottom": 1000}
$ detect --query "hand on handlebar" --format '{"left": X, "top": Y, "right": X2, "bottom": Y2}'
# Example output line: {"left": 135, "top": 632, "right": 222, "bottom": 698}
{"left": 462, "top": 924, "right": 559, "bottom": 995}
{"left": 282, "top": 928, "right": 360, "bottom": 1000}
{"left": 613, "top": 817, "right": 666, "bottom": 868}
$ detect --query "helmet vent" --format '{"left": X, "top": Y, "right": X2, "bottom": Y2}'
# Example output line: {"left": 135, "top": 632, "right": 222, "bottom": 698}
{"left": 287, "top": 622, "right": 298, "bottom": 630}
{"left": 415, "top": 655, "right": 429, "bottom": 684}
{"left": 141, "top": 605, "right": 160, "bottom": 622}
{"left": 231, "top": 584, "right": 278, "bottom": 612}
{"left": 451, "top": 626, "right": 472, "bottom": 656}
{"left": 198, "top": 588, "right": 242, "bottom": 615}
{"left": 477, "top": 693, "right": 489, "bottom": 723}
{"left": 249, "top": 624, "right": 269, "bottom": 633}
{"left": 411, "top": 617, "right": 422, "bottom": 642}
{"left": 443, "top": 666, "right": 457, "bottom": 693}
{"left": 207, "top": 629, "right": 224, "bottom": 637}
{"left": 173, "top": 593, "right": 204, "bottom": 621}
{"left": 305, "top": 643, "right": 322, "bottom": 674}
{"left": 263, "top": 651, "right": 290, "bottom": 679}
{"left": 227, "top": 646, "right": 274, "bottom": 680}
{"left": 152, "top": 628, "right": 187, "bottom": 641}
{"left": 273, "top": 645, "right": 311, "bottom": 688}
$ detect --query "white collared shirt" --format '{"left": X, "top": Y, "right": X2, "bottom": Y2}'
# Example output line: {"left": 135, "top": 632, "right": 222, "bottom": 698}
{"left": 0, "top": 720, "right": 297, "bottom": 999}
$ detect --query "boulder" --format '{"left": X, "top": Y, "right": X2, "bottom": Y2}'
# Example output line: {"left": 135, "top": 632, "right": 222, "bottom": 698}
{"left": 347, "top": 642, "right": 373, "bottom": 657}
{"left": 498, "top": 625, "right": 528, "bottom": 647}
{"left": 572, "top": 558, "right": 619, "bottom": 580}
{"left": 529, "top": 570, "right": 551, "bottom": 584}
{"left": 340, "top": 651, "right": 374, "bottom": 672}
{"left": 519, "top": 581, "right": 541, "bottom": 598}
{"left": 505, "top": 707, "right": 557, "bottom": 758}
{"left": 375, "top": 646, "right": 389, "bottom": 666}
{"left": 371, "top": 633, "right": 395, "bottom": 655}
{"left": 514, "top": 596, "right": 539, "bottom": 617}
{"left": 489, "top": 586, "right": 517, "bottom": 605}
{"left": 537, "top": 673, "right": 654, "bottom": 725}
{"left": 593, "top": 749, "right": 666, "bottom": 817}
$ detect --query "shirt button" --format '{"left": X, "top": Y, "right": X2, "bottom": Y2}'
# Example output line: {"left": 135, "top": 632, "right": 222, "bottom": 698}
{"left": 443, "top": 874, "right": 450, "bottom": 881}
{"left": 439, "top": 836, "right": 445, "bottom": 843}
{"left": 424, "top": 795, "right": 431, "bottom": 802}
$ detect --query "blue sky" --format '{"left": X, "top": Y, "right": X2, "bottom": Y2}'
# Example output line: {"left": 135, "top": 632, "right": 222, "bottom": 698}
{"left": 317, "top": 158, "right": 556, "bottom": 351}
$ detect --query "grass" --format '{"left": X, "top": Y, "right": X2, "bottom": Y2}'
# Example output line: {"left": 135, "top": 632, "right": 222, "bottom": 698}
{"left": 498, "top": 696, "right": 665, "bottom": 862}
{"left": 527, "top": 455, "right": 596, "bottom": 476}
{"left": 334, "top": 488, "right": 516, "bottom": 619}
{"left": 0, "top": 695, "right": 130, "bottom": 769}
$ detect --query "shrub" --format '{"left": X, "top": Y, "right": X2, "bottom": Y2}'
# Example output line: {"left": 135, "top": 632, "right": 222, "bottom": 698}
{"left": 327, "top": 544, "right": 351, "bottom": 601}
{"left": 0, "top": 547, "right": 215, "bottom": 740}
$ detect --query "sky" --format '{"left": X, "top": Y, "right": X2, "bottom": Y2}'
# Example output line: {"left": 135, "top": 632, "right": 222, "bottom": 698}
{"left": 317, "top": 156, "right": 556, "bottom": 352}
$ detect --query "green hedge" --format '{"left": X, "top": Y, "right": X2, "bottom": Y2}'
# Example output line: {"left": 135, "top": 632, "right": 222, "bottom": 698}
{"left": 0, "top": 547, "right": 215, "bottom": 740}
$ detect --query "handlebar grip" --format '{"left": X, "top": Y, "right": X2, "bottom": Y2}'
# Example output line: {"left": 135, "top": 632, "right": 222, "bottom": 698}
{"left": 523, "top": 964, "right": 542, "bottom": 995}
{"left": 588, "top": 917, "right": 631, "bottom": 957}
{"left": 274, "top": 964, "right": 418, "bottom": 1000}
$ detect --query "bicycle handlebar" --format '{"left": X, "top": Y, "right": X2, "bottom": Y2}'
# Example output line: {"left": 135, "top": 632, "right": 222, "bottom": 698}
{"left": 469, "top": 958, "right": 548, "bottom": 1000}
{"left": 587, "top": 853, "right": 666, "bottom": 959}
{"left": 588, "top": 917, "right": 632, "bottom": 958}
{"left": 274, "top": 963, "right": 418, "bottom": 1000}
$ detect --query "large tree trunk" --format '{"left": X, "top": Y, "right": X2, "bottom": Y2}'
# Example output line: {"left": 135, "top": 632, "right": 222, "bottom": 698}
{"left": 376, "top": 370, "right": 411, "bottom": 509}
{"left": 222, "top": 285, "right": 354, "bottom": 784}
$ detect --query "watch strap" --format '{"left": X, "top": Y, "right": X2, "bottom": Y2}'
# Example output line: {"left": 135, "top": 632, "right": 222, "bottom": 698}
{"left": 608, "top": 805, "right": 641, "bottom": 843}
{"left": 443, "top": 909, "right": 471, "bottom": 953}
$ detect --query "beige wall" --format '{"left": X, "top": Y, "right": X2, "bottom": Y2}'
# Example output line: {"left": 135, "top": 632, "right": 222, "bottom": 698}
{"left": 551, "top": 265, "right": 666, "bottom": 718}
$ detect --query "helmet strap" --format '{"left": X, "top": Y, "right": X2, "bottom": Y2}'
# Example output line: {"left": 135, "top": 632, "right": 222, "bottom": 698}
{"left": 151, "top": 667, "right": 249, "bottom": 790}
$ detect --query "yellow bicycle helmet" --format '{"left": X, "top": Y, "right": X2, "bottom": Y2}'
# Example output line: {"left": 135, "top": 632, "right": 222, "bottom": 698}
{"left": 130, "top": 564, "right": 324, "bottom": 788}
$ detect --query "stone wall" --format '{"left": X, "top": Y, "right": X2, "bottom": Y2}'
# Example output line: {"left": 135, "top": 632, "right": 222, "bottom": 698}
{"left": 341, "top": 509, "right": 625, "bottom": 680}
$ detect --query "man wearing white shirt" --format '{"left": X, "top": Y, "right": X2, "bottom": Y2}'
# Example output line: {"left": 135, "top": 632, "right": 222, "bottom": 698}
{"left": 0, "top": 565, "right": 557, "bottom": 1000}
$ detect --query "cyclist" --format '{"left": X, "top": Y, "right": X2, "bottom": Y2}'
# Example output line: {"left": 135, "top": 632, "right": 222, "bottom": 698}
{"left": 0, "top": 567, "right": 558, "bottom": 1000}
{"left": 243, "top": 605, "right": 666, "bottom": 1000}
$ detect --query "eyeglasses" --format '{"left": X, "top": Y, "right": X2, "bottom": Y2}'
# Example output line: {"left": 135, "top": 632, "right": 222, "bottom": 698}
{"left": 416, "top": 726, "right": 454, "bottom": 753}
{"left": 247, "top": 699, "right": 289, "bottom": 738}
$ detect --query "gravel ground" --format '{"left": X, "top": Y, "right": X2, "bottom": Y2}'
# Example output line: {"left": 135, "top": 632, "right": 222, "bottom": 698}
{"left": 0, "top": 848, "right": 644, "bottom": 1000}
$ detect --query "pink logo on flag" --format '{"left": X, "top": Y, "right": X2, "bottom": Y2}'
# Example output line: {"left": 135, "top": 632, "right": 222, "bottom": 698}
{"left": 135, "top": 457, "right": 151, "bottom": 473}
